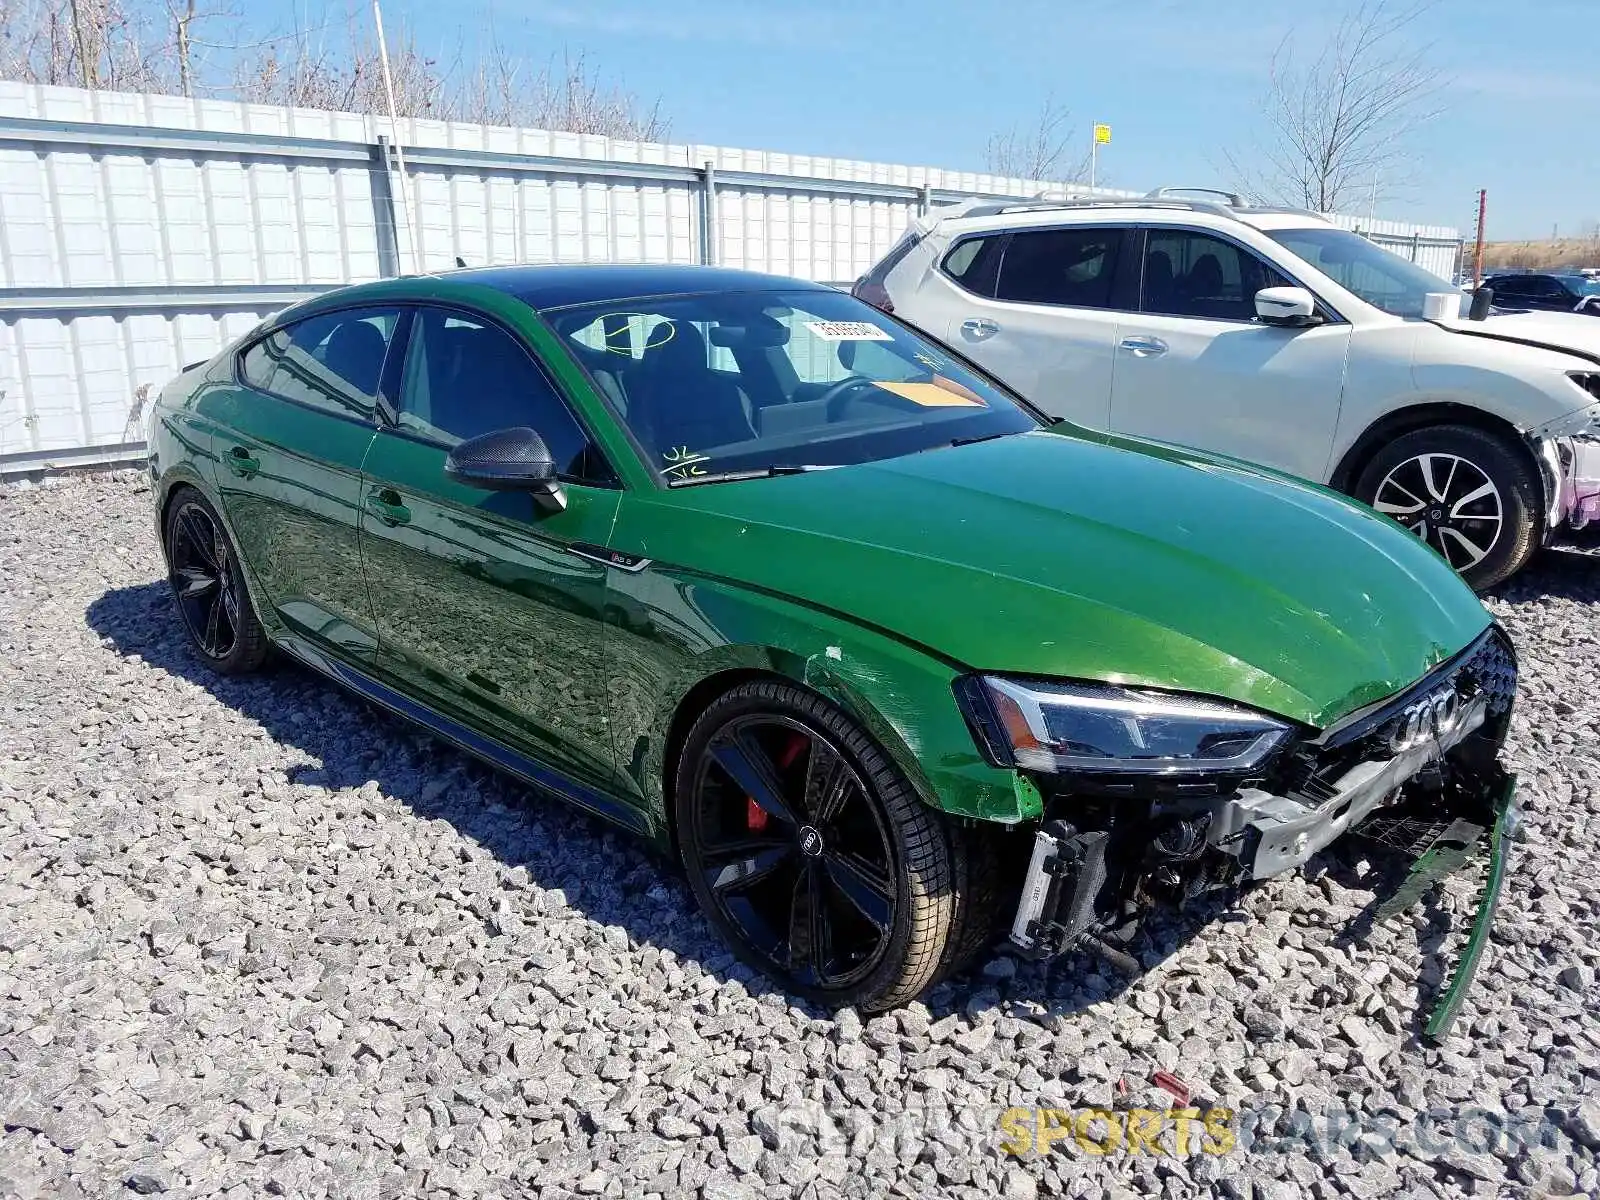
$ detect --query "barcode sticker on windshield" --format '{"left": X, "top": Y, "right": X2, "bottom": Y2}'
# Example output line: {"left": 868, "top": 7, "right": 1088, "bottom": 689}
{"left": 804, "top": 320, "right": 894, "bottom": 341}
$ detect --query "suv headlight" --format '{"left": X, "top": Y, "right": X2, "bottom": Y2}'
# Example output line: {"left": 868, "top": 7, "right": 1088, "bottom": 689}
{"left": 956, "top": 675, "right": 1292, "bottom": 775}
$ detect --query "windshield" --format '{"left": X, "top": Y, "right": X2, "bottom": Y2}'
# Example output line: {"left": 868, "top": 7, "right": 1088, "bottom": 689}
{"left": 1264, "top": 227, "right": 1457, "bottom": 319}
{"left": 543, "top": 288, "right": 1041, "bottom": 483}
{"left": 1562, "top": 276, "right": 1600, "bottom": 298}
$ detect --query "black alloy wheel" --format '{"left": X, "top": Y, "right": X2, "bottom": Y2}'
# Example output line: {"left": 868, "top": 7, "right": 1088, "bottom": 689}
{"left": 691, "top": 713, "right": 897, "bottom": 989}
{"left": 675, "top": 680, "right": 962, "bottom": 1011}
{"left": 163, "top": 489, "right": 269, "bottom": 673}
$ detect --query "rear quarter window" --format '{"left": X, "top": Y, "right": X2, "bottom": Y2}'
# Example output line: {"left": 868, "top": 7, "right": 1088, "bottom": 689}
{"left": 939, "top": 235, "right": 1005, "bottom": 298}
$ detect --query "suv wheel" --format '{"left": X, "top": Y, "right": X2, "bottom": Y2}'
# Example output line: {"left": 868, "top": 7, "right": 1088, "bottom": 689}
{"left": 675, "top": 680, "right": 959, "bottom": 1012}
{"left": 1353, "top": 424, "right": 1539, "bottom": 591}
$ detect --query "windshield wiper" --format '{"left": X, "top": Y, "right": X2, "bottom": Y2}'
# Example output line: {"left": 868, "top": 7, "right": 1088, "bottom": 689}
{"left": 947, "top": 430, "right": 1015, "bottom": 448}
{"left": 665, "top": 465, "right": 829, "bottom": 488}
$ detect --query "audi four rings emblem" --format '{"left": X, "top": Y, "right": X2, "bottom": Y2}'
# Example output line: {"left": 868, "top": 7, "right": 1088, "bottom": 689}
{"left": 1390, "top": 684, "right": 1462, "bottom": 753}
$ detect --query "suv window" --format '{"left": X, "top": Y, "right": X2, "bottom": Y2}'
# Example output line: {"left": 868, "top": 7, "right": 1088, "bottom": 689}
{"left": 1142, "top": 230, "right": 1288, "bottom": 321}
{"left": 1487, "top": 276, "right": 1532, "bottom": 298}
{"left": 994, "top": 228, "right": 1123, "bottom": 308}
{"left": 238, "top": 307, "right": 398, "bottom": 417}
{"left": 940, "top": 235, "right": 1006, "bottom": 298}
{"left": 396, "top": 308, "right": 596, "bottom": 479}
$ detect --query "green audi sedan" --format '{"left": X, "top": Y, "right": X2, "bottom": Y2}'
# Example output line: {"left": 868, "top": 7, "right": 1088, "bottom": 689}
{"left": 149, "top": 265, "right": 1518, "bottom": 1015}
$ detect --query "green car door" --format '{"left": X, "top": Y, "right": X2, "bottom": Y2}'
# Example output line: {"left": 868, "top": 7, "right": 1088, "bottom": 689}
{"left": 357, "top": 304, "right": 627, "bottom": 820}
{"left": 200, "top": 306, "right": 401, "bottom": 662}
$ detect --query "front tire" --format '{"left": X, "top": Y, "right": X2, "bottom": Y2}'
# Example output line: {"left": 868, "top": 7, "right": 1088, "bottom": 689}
{"left": 162, "top": 488, "right": 269, "bottom": 673}
{"left": 674, "top": 681, "right": 958, "bottom": 1012}
{"left": 1353, "top": 424, "right": 1539, "bottom": 591}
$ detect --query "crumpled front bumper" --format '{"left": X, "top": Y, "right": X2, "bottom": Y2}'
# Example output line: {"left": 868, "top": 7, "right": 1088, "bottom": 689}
{"left": 1209, "top": 692, "right": 1490, "bottom": 881}
{"left": 1008, "top": 627, "right": 1518, "bottom": 979}
{"left": 1533, "top": 405, "right": 1600, "bottom": 554}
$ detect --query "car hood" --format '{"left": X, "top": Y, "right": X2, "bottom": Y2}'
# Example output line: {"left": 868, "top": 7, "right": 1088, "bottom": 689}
{"left": 638, "top": 430, "right": 1492, "bottom": 729}
{"left": 1437, "top": 310, "right": 1600, "bottom": 367}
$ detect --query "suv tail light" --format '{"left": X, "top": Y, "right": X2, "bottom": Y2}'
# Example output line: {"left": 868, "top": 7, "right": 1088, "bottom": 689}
{"left": 851, "top": 277, "right": 894, "bottom": 312}
{"left": 853, "top": 228, "right": 923, "bottom": 313}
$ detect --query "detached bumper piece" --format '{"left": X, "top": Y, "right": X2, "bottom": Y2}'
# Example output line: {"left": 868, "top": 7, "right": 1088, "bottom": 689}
{"left": 1420, "top": 772, "right": 1519, "bottom": 1042}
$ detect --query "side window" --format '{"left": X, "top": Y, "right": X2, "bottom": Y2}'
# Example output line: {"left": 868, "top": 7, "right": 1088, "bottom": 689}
{"left": 1142, "top": 231, "right": 1288, "bottom": 321}
{"left": 397, "top": 308, "right": 595, "bottom": 479}
{"left": 940, "top": 235, "right": 1006, "bottom": 298}
{"left": 237, "top": 308, "right": 398, "bottom": 417}
{"left": 994, "top": 228, "right": 1123, "bottom": 309}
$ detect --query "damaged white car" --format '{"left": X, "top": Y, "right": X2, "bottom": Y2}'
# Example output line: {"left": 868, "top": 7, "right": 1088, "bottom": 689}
{"left": 858, "top": 188, "right": 1600, "bottom": 589}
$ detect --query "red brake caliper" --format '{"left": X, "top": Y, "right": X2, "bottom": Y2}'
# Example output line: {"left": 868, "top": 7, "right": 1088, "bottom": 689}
{"left": 747, "top": 733, "right": 809, "bottom": 832}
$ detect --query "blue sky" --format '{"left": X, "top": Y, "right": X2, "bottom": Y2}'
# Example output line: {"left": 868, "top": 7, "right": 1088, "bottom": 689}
{"left": 337, "top": 0, "right": 1596, "bottom": 239}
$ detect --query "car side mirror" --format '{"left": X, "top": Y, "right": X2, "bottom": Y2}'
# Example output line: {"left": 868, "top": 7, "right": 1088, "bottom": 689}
{"left": 445, "top": 426, "right": 567, "bottom": 513}
{"left": 1254, "top": 286, "right": 1322, "bottom": 328}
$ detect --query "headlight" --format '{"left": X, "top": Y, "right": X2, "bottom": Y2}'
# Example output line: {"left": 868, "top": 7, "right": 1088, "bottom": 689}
{"left": 956, "top": 675, "right": 1292, "bottom": 775}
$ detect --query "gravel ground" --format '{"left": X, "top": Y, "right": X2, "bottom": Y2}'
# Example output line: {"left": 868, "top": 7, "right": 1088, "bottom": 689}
{"left": 2, "top": 471, "right": 1599, "bottom": 1200}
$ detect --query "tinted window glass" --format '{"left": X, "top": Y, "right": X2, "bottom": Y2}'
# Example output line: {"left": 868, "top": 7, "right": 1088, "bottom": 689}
{"left": 1142, "top": 230, "right": 1288, "bottom": 321}
{"left": 239, "top": 308, "right": 398, "bottom": 416}
{"left": 1487, "top": 276, "right": 1532, "bottom": 298}
{"left": 546, "top": 288, "right": 1039, "bottom": 481}
{"left": 941, "top": 235, "right": 1005, "bottom": 297}
{"left": 397, "top": 308, "right": 593, "bottom": 478}
{"left": 995, "top": 228, "right": 1123, "bottom": 308}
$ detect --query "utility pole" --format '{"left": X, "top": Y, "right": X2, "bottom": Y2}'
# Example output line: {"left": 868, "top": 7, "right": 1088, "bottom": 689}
{"left": 1472, "top": 189, "right": 1487, "bottom": 288}
{"left": 371, "top": 0, "right": 423, "bottom": 274}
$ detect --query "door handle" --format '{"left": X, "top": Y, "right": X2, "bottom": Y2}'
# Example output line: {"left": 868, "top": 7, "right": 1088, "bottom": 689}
{"left": 365, "top": 487, "right": 411, "bottom": 527}
{"left": 1118, "top": 335, "right": 1169, "bottom": 358}
{"left": 960, "top": 317, "right": 1000, "bottom": 339}
{"left": 223, "top": 445, "right": 260, "bottom": 477}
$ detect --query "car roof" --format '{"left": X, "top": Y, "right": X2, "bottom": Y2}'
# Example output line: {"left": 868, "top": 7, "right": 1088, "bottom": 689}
{"left": 440, "top": 263, "right": 833, "bottom": 311}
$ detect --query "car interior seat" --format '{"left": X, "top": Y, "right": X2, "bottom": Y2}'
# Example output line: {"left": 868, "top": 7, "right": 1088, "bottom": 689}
{"left": 626, "top": 322, "right": 754, "bottom": 459}
{"left": 1145, "top": 250, "right": 1176, "bottom": 311}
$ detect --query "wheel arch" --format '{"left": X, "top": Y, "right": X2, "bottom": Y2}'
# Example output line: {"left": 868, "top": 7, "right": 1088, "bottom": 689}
{"left": 1329, "top": 401, "right": 1544, "bottom": 509}
{"left": 635, "top": 620, "right": 1032, "bottom": 856}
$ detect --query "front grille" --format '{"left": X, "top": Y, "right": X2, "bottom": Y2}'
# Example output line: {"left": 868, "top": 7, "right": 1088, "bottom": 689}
{"left": 1272, "top": 625, "right": 1517, "bottom": 803}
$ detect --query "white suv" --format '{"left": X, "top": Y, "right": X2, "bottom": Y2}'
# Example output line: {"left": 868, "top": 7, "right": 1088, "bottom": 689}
{"left": 858, "top": 188, "right": 1600, "bottom": 589}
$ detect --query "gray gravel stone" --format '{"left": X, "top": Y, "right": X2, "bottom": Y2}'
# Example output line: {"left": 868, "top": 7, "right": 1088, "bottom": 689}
{"left": 3, "top": 471, "right": 1599, "bottom": 1200}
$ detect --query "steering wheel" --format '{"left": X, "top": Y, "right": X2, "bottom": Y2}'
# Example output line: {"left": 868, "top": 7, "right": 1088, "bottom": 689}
{"left": 818, "top": 375, "right": 924, "bottom": 421}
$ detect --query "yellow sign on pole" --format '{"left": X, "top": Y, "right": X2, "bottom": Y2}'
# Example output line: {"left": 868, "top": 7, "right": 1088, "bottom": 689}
{"left": 1094, "top": 123, "right": 1113, "bottom": 145}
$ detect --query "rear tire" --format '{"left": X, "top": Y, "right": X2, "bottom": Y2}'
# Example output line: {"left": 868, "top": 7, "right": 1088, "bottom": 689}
{"left": 162, "top": 487, "right": 269, "bottom": 674}
{"left": 1353, "top": 424, "right": 1539, "bottom": 591}
{"left": 674, "top": 680, "right": 959, "bottom": 1012}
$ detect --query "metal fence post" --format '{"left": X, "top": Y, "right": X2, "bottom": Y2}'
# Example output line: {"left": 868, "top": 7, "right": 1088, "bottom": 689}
{"left": 1410, "top": 231, "right": 1420, "bottom": 262}
{"left": 700, "top": 161, "right": 718, "bottom": 266}
{"left": 372, "top": 136, "right": 403, "bottom": 278}
{"left": 918, "top": 185, "right": 932, "bottom": 216}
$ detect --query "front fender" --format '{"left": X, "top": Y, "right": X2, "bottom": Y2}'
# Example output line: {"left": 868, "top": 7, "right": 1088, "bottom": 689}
{"left": 604, "top": 568, "right": 1033, "bottom": 840}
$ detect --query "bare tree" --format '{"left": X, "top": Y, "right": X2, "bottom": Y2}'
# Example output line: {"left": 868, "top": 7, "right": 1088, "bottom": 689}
{"left": 455, "top": 47, "right": 666, "bottom": 139}
{"left": 1227, "top": 0, "right": 1443, "bottom": 213}
{"left": 983, "top": 98, "right": 1090, "bottom": 183}
{"left": 0, "top": 0, "right": 670, "bottom": 138}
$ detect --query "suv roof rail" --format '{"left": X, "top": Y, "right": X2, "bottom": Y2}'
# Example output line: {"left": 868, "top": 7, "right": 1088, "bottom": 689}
{"left": 1144, "top": 186, "right": 1247, "bottom": 207}
{"left": 950, "top": 196, "right": 1243, "bottom": 222}
{"left": 932, "top": 189, "right": 1329, "bottom": 227}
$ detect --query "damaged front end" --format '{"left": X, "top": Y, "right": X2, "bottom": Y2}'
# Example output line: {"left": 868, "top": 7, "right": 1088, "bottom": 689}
{"left": 960, "top": 626, "right": 1518, "bottom": 1023}
{"left": 1532, "top": 390, "right": 1600, "bottom": 556}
